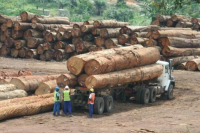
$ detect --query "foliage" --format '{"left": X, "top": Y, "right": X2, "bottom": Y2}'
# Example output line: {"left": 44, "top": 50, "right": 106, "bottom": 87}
{"left": 53, "top": 0, "right": 69, "bottom": 9}
{"left": 94, "top": 0, "right": 107, "bottom": 15}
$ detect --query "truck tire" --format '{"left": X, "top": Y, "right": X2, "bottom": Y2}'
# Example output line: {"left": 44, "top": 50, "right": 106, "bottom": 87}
{"left": 167, "top": 85, "right": 174, "bottom": 100}
{"left": 136, "top": 89, "right": 143, "bottom": 103}
{"left": 141, "top": 88, "right": 150, "bottom": 104}
{"left": 149, "top": 87, "right": 156, "bottom": 103}
{"left": 103, "top": 96, "right": 113, "bottom": 113}
{"left": 94, "top": 97, "right": 104, "bottom": 115}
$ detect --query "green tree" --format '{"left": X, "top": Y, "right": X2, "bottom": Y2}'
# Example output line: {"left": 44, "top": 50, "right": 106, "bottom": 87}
{"left": 94, "top": 0, "right": 107, "bottom": 15}
{"left": 53, "top": 0, "right": 69, "bottom": 9}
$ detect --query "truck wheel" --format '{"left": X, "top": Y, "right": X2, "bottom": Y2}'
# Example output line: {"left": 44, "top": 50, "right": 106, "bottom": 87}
{"left": 167, "top": 85, "right": 174, "bottom": 100}
{"left": 94, "top": 97, "right": 104, "bottom": 115}
{"left": 141, "top": 88, "right": 150, "bottom": 104}
{"left": 136, "top": 89, "right": 143, "bottom": 103}
{"left": 149, "top": 87, "right": 156, "bottom": 103}
{"left": 104, "top": 96, "right": 113, "bottom": 113}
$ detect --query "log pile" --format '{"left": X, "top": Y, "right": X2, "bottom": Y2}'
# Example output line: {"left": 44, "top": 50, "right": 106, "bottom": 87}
{"left": 0, "top": 12, "right": 130, "bottom": 61}
{"left": 0, "top": 93, "right": 53, "bottom": 121}
{"left": 67, "top": 45, "right": 162, "bottom": 89}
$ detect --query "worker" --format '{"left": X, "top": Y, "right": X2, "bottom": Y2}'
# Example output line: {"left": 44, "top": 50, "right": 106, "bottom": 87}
{"left": 53, "top": 86, "right": 61, "bottom": 116}
{"left": 63, "top": 85, "right": 72, "bottom": 117}
{"left": 88, "top": 88, "right": 95, "bottom": 118}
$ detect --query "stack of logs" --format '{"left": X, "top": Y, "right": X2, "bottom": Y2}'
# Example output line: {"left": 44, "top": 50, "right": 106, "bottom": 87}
{"left": 0, "top": 12, "right": 130, "bottom": 61}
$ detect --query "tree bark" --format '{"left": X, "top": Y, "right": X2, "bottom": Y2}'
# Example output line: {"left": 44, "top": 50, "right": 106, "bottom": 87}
{"left": 63, "top": 30, "right": 72, "bottom": 39}
{"left": 65, "top": 44, "right": 75, "bottom": 53}
{"left": 83, "top": 34, "right": 94, "bottom": 42}
{"left": 83, "top": 21, "right": 94, "bottom": 25}
{"left": 152, "top": 30, "right": 200, "bottom": 39}
{"left": 5, "top": 38, "right": 14, "bottom": 48}
{"left": 91, "top": 28, "right": 101, "bottom": 36}
{"left": 32, "top": 17, "right": 70, "bottom": 24}
{"left": 54, "top": 41, "right": 68, "bottom": 50}
{"left": 94, "top": 36, "right": 105, "bottom": 47}
{"left": 168, "top": 56, "right": 198, "bottom": 66}
{"left": 71, "top": 28, "right": 84, "bottom": 37}
{"left": 19, "top": 47, "right": 28, "bottom": 58}
{"left": 105, "top": 38, "right": 119, "bottom": 49}
{"left": 54, "top": 49, "right": 66, "bottom": 61}
{"left": 118, "top": 34, "right": 130, "bottom": 44}
{"left": 159, "top": 37, "right": 200, "bottom": 48}
{"left": 80, "top": 25, "right": 94, "bottom": 33}
{"left": 130, "top": 37, "right": 149, "bottom": 45}
{"left": 162, "top": 46, "right": 200, "bottom": 57}
{"left": 14, "top": 22, "right": 32, "bottom": 31}
{"left": 45, "top": 49, "right": 55, "bottom": 61}
{"left": 56, "top": 74, "right": 77, "bottom": 88}
{"left": 37, "top": 44, "right": 44, "bottom": 55}
{"left": 84, "top": 47, "right": 160, "bottom": 75}
{"left": 72, "top": 22, "right": 84, "bottom": 29}
{"left": 75, "top": 41, "right": 94, "bottom": 53}
{"left": 20, "top": 11, "right": 42, "bottom": 22}
{"left": 4, "top": 29, "right": 12, "bottom": 38}
{"left": 44, "top": 32, "right": 57, "bottom": 42}
{"left": 26, "top": 49, "right": 38, "bottom": 59}
{"left": 67, "top": 45, "right": 143, "bottom": 75}
{"left": 100, "top": 28, "right": 120, "bottom": 38}
{"left": 58, "top": 26, "right": 73, "bottom": 32}
{"left": 11, "top": 48, "right": 19, "bottom": 58}
{"left": 85, "top": 64, "right": 163, "bottom": 89}
{"left": 27, "top": 38, "right": 44, "bottom": 48}
{"left": 35, "top": 80, "right": 57, "bottom": 95}
{"left": 78, "top": 74, "right": 88, "bottom": 87}
{"left": 94, "top": 20, "right": 130, "bottom": 28}
{"left": 185, "top": 59, "right": 200, "bottom": 71}
{"left": 24, "top": 29, "right": 43, "bottom": 40}
{"left": 0, "top": 46, "right": 10, "bottom": 57}
{"left": 12, "top": 30, "right": 24, "bottom": 39}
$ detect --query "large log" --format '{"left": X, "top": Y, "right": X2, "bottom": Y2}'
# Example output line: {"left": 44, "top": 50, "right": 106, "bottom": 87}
{"left": 58, "top": 26, "right": 73, "bottom": 32}
{"left": 71, "top": 28, "right": 84, "bottom": 37}
{"left": 94, "top": 36, "right": 105, "bottom": 47}
{"left": 85, "top": 64, "right": 163, "bottom": 89}
{"left": 14, "top": 22, "right": 32, "bottom": 31}
{"left": 14, "top": 40, "right": 26, "bottom": 49}
{"left": 45, "top": 32, "right": 57, "bottom": 42}
{"left": 144, "top": 37, "right": 158, "bottom": 47}
{"left": 11, "top": 48, "right": 19, "bottom": 58}
{"left": 75, "top": 41, "right": 94, "bottom": 53}
{"left": 35, "top": 80, "right": 57, "bottom": 95}
{"left": 159, "top": 15, "right": 171, "bottom": 22}
{"left": 83, "top": 34, "right": 94, "bottom": 42}
{"left": 159, "top": 37, "right": 200, "bottom": 48}
{"left": 24, "top": 29, "right": 43, "bottom": 40}
{"left": 130, "top": 37, "right": 149, "bottom": 45}
{"left": 176, "top": 21, "right": 193, "bottom": 28}
{"left": 171, "top": 14, "right": 191, "bottom": 22}
{"left": 20, "top": 11, "right": 42, "bottom": 22}
{"left": 162, "top": 46, "right": 200, "bottom": 57}
{"left": 54, "top": 49, "right": 66, "bottom": 61}
{"left": 0, "top": 84, "right": 16, "bottom": 92}
{"left": 67, "top": 45, "right": 143, "bottom": 75}
{"left": 80, "top": 25, "right": 94, "bottom": 33}
{"left": 94, "top": 20, "right": 129, "bottom": 28}
{"left": 0, "top": 79, "right": 11, "bottom": 85}
{"left": 4, "top": 29, "right": 12, "bottom": 38}
{"left": 0, "top": 70, "right": 32, "bottom": 79}
{"left": 54, "top": 41, "right": 68, "bottom": 50}
{"left": 45, "top": 49, "right": 55, "bottom": 61}
{"left": 1, "top": 23, "right": 7, "bottom": 31}
{"left": 32, "top": 17, "right": 70, "bottom": 24}
{"left": 191, "top": 17, "right": 200, "bottom": 24}
{"left": 56, "top": 74, "right": 78, "bottom": 88}
{"left": 65, "top": 44, "right": 75, "bottom": 53}
{"left": 0, "top": 32, "right": 6, "bottom": 42}
{"left": 0, "top": 46, "right": 10, "bottom": 56}
{"left": 73, "top": 22, "right": 84, "bottom": 29}
{"left": 6, "top": 17, "right": 21, "bottom": 28}
{"left": 10, "top": 75, "right": 59, "bottom": 92}
{"left": 12, "top": 30, "right": 24, "bottom": 39}
{"left": 19, "top": 47, "right": 28, "bottom": 58}
{"left": 43, "top": 42, "right": 53, "bottom": 50}
{"left": 152, "top": 30, "right": 200, "bottom": 39}
{"left": 39, "top": 54, "right": 46, "bottom": 61}
{"left": 37, "top": 44, "right": 44, "bottom": 54}
{"left": 105, "top": 38, "right": 120, "bottom": 49}
{"left": 118, "top": 34, "right": 130, "bottom": 44}
{"left": 26, "top": 49, "right": 38, "bottom": 59}
{"left": 91, "top": 28, "right": 101, "bottom": 36}
{"left": 0, "top": 90, "right": 27, "bottom": 100}
{"left": 78, "top": 74, "right": 88, "bottom": 87}
{"left": 5, "top": 38, "right": 14, "bottom": 48}
{"left": 185, "top": 59, "right": 200, "bottom": 71}
{"left": 32, "top": 23, "right": 67, "bottom": 31}
{"left": 84, "top": 47, "right": 160, "bottom": 75}
{"left": 169, "top": 56, "right": 198, "bottom": 66}
{"left": 83, "top": 21, "right": 94, "bottom": 25}
{"left": 176, "top": 62, "right": 186, "bottom": 70}
{"left": 88, "top": 45, "right": 103, "bottom": 52}
{"left": 120, "top": 26, "right": 158, "bottom": 35}
{"left": 27, "top": 38, "right": 44, "bottom": 48}
{"left": 100, "top": 28, "right": 120, "bottom": 38}
{"left": 63, "top": 30, "right": 72, "bottom": 39}
{"left": 0, "top": 97, "right": 54, "bottom": 121}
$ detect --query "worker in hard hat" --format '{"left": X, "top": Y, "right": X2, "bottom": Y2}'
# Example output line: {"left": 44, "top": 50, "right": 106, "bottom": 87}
{"left": 63, "top": 85, "right": 72, "bottom": 117}
{"left": 88, "top": 88, "right": 95, "bottom": 118}
{"left": 53, "top": 86, "right": 61, "bottom": 116}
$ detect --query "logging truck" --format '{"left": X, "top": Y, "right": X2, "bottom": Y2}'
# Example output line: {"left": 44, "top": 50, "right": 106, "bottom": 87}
{"left": 70, "top": 59, "right": 175, "bottom": 115}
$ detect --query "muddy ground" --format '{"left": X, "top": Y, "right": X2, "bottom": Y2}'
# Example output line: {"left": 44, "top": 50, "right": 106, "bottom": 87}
{"left": 0, "top": 57, "right": 200, "bottom": 133}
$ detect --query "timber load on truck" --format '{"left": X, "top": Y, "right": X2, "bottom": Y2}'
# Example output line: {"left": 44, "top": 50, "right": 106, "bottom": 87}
{"left": 65, "top": 45, "right": 175, "bottom": 115}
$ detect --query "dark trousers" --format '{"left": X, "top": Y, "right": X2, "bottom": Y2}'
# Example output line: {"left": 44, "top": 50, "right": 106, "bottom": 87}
{"left": 53, "top": 101, "right": 60, "bottom": 115}
{"left": 64, "top": 101, "right": 72, "bottom": 115}
{"left": 88, "top": 104, "right": 93, "bottom": 117}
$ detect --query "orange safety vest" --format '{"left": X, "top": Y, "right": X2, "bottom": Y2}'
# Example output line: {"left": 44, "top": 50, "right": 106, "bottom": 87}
{"left": 88, "top": 93, "right": 95, "bottom": 104}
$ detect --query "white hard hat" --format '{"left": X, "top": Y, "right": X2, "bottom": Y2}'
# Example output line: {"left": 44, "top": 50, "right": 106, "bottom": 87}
{"left": 65, "top": 86, "right": 69, "bottom": 89}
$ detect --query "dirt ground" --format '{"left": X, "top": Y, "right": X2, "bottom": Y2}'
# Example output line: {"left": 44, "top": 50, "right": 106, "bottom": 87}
{"left": 0, "top": 57, "right": 200, "bottom": 133}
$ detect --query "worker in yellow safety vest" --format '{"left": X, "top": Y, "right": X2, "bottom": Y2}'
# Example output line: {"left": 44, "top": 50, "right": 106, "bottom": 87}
{"left": 53, "top": 86, "right": 61, "bottom": 116}
{"left": 88, "top": 88, "right": 95, "bottom": 118}
{"left": 63, "top": 85, "right": 72, "bottom": 117}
